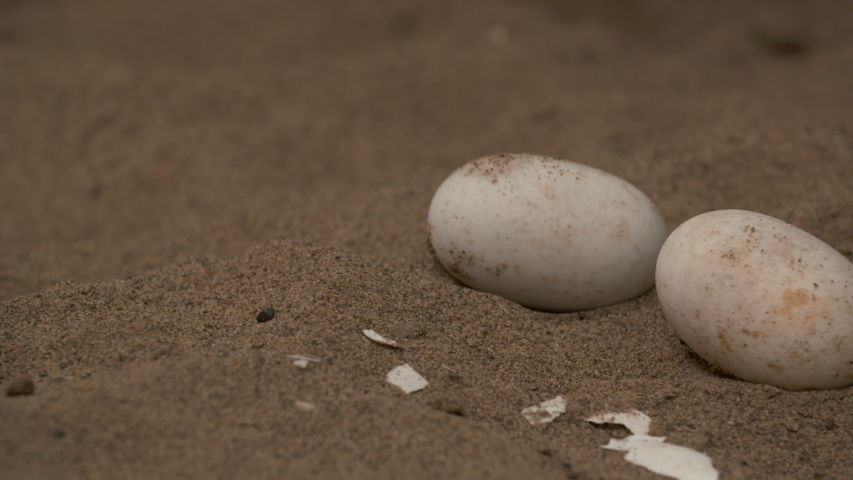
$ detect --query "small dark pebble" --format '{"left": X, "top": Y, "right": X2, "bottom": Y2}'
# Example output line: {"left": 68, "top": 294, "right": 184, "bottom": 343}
{"left": 6, "top": 377, "right": 35, "bottom": 396}
{"left": 752, "top": 30, "right": 809, "bottom": 58}
{"left": 53, "top": 429, "right": 66, "bottom": 439}
{"left": 429, "top": 397, "right": 467, "bottom": 417}
{"left": 89, "top": 184, "right": 104, "bottom": 199}
{"left": 824, "top": 419, "right": 836, "bottom": 431}
{"left": 256, "top": 307, "right": 275, "bottom": 323}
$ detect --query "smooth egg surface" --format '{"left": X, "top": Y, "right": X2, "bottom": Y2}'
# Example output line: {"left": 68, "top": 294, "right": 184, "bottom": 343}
{"left": 428, "top": 153, "right": 668, "bottom": 311}
{"left": 656, "top": 210, "right": 853, "bottom": 390}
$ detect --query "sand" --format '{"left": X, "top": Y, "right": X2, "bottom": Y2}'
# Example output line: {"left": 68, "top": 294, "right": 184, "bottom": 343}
{"left": 2, "top": 0, "right": 853, "bottom": 478}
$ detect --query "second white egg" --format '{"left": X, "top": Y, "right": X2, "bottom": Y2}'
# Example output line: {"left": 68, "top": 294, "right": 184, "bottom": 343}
{"left": 427, "top": 153, "right": 668, "bottom": 311}
{"left": 656, "top": 210, "right": 853, "bottom": 390}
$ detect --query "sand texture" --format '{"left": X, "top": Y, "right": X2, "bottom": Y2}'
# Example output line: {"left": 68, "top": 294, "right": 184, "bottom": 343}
{"left": 2, "top": 1, "right": 853, "bottom": 478}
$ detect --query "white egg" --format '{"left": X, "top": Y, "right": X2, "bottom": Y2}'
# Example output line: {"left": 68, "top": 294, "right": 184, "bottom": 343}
{"left": 656, "top": 209, "right": 853, "bottom": 390}
{"left": 428, "top": 153, "right": 668, "bottom": 311}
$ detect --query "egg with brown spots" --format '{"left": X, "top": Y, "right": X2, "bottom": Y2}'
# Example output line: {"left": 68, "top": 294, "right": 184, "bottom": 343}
{"left": 656, "top": 209, "right": 853, "bottom": 390}
{"left": 427, "top": 153, "right": 667, "bottom": 311}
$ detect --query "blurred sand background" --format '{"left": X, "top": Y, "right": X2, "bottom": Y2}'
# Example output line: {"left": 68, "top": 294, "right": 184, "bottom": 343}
{"left": 1, "top": 0, "right": 852, "bottom": 478}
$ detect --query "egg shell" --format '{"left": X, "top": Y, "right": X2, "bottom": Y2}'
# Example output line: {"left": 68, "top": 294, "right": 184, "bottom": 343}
{"left": 427, "top": 153, "right": 668, "bottom": 311}
{"left": 656, "top": 209, "right": 853, "bottom": 390}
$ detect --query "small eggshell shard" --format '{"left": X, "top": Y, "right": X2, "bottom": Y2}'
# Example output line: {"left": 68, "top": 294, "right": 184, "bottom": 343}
{"left": 286, "top": 354, "right": 321, "bottom": 369}
{"left": 386, "top": 364, "right": 428, "bottom": 394}
{"left": 610, "top": 438, "right": 718, "bottom": 480}
{"left": 656, "top": 210, "right": 853, "bottom": 390}
{"left": 586, "top": 410, "right": 652, "bottom": 435}
{"left": 294, "top": 400, "right": 317, "bottom": 412}
{"left": 428, "top": 153, "right": 668, "bottom": 311}
{"left": 586, "top": 411, "right": 719, "bottom": 480}
{"left": 521, "top": 395, "right": 567, "bottom": 425}
{"left": 363, "top": 329, "right": 401, "bottom": 348}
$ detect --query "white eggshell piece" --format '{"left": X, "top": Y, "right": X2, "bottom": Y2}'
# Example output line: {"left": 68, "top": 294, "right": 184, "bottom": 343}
{"left": 521, "top": 395, "right": 567, "bottom": 425}
{"left": 587, "top": 411, "right": 719, "bottom": 480}
{"left": 586, "top": 410, "right": 652, "bottom": 436}
{"left": 656, "top": 210, "right": 853, "bottom": 390}
{"left": 286, "top": 354, "right": 321, "bottom": 369}
{"left": 386, "top": 364, "right": 428, "bottom": 394}
{"left": 609, "top": 438, "right": 718, "bottom": 480}
{"left": 428, "top": 153, "right": 668, "bottom": 311}
{"left": 363, "top": 329, "right": 401, "bottom": 348}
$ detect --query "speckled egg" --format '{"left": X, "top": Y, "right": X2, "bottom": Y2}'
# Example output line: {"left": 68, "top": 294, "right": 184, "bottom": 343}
{"left": 656, "top": 209, "right": 853, "bottom": 390}
{"left": 427, "top": 153, "right": 668, "bottom": 311}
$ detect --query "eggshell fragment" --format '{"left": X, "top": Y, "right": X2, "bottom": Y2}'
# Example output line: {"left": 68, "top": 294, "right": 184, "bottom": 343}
{"left": 586, "top": 410, "right": 719, "bottom": 480}
{"left": 605, "top": 438, "right": 718, "bottom": 480}
{"left": 363, "top": 329, "right": 401, "bottom": 348}
{"left": 586, "top": 410, "right": 652, "bottom": 435}
{"left": 521, "top": 395, "right": 566, "bottom": 425}
{"left": 428, "top": 153, "right": 668, "bottom": 311}
{"left": 386, "top": 364, "right": 428, "bottom": 394}
{"left": 286, "top": 354, "right": 321, "bottom": 369}
{"left": 656, "top": 210, "right": 853, "bottom": 390}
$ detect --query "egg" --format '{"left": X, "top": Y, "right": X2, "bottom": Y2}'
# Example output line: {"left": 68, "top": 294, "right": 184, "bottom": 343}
{"left": 427, "top": 153, "right": 668, "bottom": 311}
{"left": 656, "top": 209, "right": 853, "bottom": 390}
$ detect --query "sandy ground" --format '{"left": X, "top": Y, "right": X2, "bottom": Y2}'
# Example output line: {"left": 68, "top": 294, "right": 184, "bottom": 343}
{"left": 2, "top": 0, "right": 853, "bottom": 478}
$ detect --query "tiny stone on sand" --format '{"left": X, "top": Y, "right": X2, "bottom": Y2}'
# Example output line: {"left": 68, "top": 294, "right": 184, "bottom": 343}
{"left": 6, "top": 377, "right": 35, "bottom": 396}
{"left": 256, "top": 307, "right": 275, "bottom": 323}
